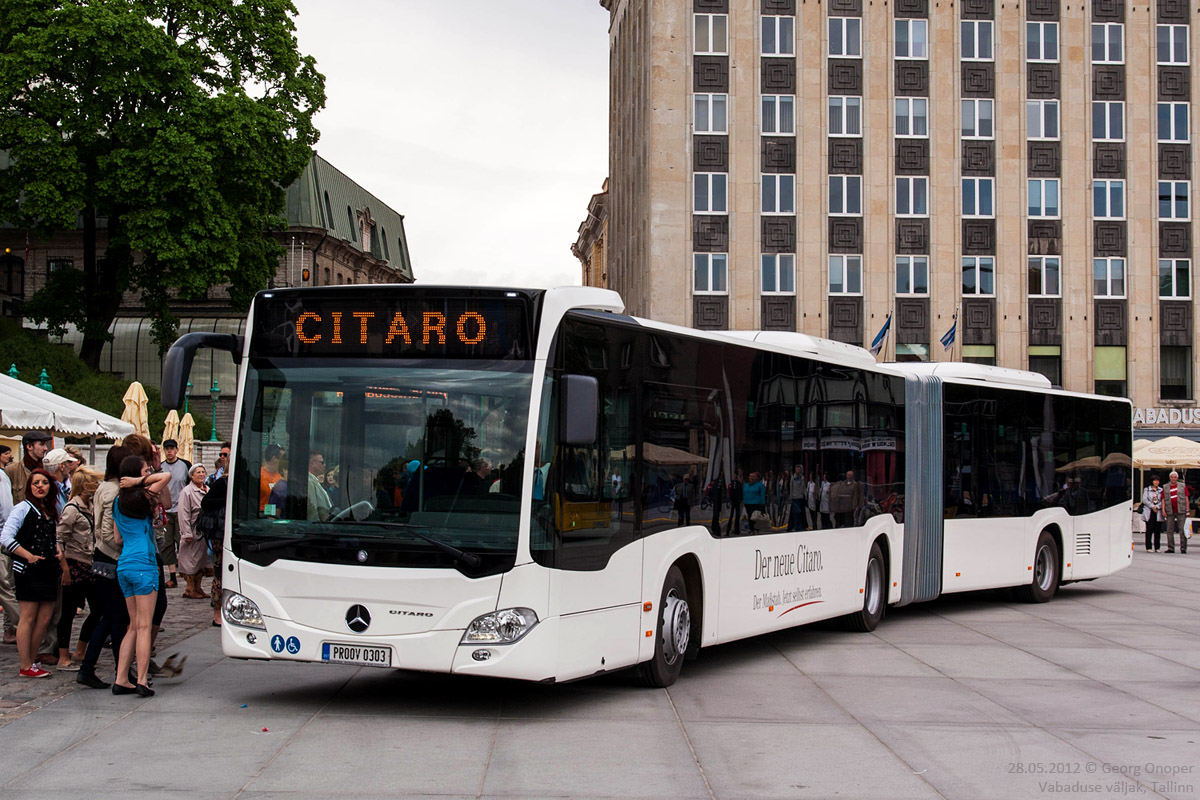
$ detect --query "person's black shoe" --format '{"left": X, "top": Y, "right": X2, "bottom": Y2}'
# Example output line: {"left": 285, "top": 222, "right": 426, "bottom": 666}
{"left": 111, "top": 683, "right": 136, "bottom": 695}
{"left": 135, "top": 683, "right": 155, "bottom": 697}
{"left": 77, "top": 670, "right": 110, "bottom": 689}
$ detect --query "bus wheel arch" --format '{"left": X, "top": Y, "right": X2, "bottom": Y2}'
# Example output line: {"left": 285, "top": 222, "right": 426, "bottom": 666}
{"left": 841, "top": 539, "right": 887, "bottom": 633}
{"left": 1015, "top": 527, "right": 1061, "bottom": 603}
{"left": 637, "top": 558, "right": 702, "bottom": 687}
{"left": 673, "top": 554, "right": 704, "bottom": 661}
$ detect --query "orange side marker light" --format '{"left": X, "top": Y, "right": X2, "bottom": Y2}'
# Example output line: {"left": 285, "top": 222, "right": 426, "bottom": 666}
{"left": 644, "top": 602, "right": 653, "bottom": 612}
{"left": 645, "top": 630, "right": 652, "bottom": 637}
{"left": 955, "top": 572, "right": 961, "bottom": 577}
{"left": 1028, "top": 566, "right": 1033, "bottom": 571}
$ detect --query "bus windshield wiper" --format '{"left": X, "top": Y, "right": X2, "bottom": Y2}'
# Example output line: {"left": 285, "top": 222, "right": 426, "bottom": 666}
{"left": 244, "top": 533, "right": 346, "bottom": 554}
{"left": 320, "top": 520, "right": 482, "bottom": 568}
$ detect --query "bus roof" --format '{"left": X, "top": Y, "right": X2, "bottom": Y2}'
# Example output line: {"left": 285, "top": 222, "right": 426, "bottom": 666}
{"left": 886, "top": 361, "right": 1053, "bottom": 389}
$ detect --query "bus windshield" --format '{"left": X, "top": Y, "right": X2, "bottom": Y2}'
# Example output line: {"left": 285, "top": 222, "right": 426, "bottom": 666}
{"left": 232, "top": 358, "right": 532, "bottom": 576}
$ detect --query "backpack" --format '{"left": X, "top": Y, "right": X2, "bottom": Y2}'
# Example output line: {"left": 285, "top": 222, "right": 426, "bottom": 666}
{"left": 196, "top": 475, "right": 227, "bottom": 543}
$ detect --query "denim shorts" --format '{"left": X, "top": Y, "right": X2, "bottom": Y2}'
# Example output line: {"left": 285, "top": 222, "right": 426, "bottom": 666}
{"left": 117, "top": 566, "right": 159, "bottom": 598}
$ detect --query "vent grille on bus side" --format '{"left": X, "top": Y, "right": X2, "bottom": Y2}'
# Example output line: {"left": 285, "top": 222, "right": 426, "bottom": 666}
{"left": 1075, "top": 533, "right": 1092, "bottom": 556}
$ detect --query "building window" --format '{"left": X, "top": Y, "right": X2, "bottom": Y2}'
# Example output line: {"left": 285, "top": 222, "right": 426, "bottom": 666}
{"left": 895, "top": 19, "right": 928, "bottom": 59}
{"left": 1029, "top": 349, "right": 1062, "bottom": 387}
{"left": 962, "top": 345, "right": 996, "bottom": 366}
{"left": 1158, "top": 24, "right": 1190, "bottom": 65}
{"left": 896, "top": 344, "right": 930, "bottom": 363}
{"left": 1093, "top": 179, "right": 1125, "bottom": 219}
{"left": 47, "top": 257, "right": 73, "bottom": 273}
{"left": 324, "top": 192, "right": 335, "bottom": 230}
{"left": 762, "top": 15, "right": 795, "bottom": 56}
{"left": 1094, "top": 346, "right": 1127, "bottom": 397}
{"left": 829, "top": 17, "right": 862, "bottom": 57}
{"left": 695, "top": 93, "right": 728, "bottom": 134}
{"left": 346, "top": 207, "right": 357, "bottom": 241}
{"left": 896, "top": 176, "right": 929, "bottom": 216}
{"left": 1159, "top": 181, "right": 1191, "bottom": 221}
{"left": 829, "top": 254, "right": 863, "bottom": 295}
{"left": 829, "top": 96, "right": 862, "bottom": 136}
{"left": 694, "top": 253, "right": 728, "bottom": 294}
{"left": 762, "top": 174, "right": 796, "bottom": 214}
{"left": 1092, "top": 101, "right": 1124, "bottom": 141}
{"left": 896, "top": 255, "right": 929, "bottom": 296}
{"left": 1158, "top": 102, "right": 1190, "bottom": 142}
{"left": 1161, "top": 345, "right": 1193, "bottom": 400}
{"left": 1027, "top": 99, "right": 1060, "bottom": 140}
{"left": 829, "top": 175, "right": 863, "bottom": 215}
{"left": 1160, "top": 258, "right": 1191, "bottom": 298}
{"left": 1094, "top": 258, "right": 1126, "bottom": 298}
{"left": 961, "top": 20, "right": 994, "bottom": 61}
{"left": 1027, "top": 21, "right": 1059, "bottom": 62}
{"left": 895, "top": 98, "right": 928, "bottom": 137}
{"left": 961, "top": 99, "right": 994, "bottom": 139}
{"left": 762, "top": 95, "right": 796, "bottom": 135}
{"left": 1028, "top": 256, "right": 1061, "bottom": 297}
{"left": 1028, "top": 179, "right": 1060, "bottom": 218}
{"left": 695, "top": 14, "right": 728, "bottom": 55}
{"left": 381, "top": 228, "right": 390, "bottom": 260}
{"left": 694, "top": 173, "right": 728, "bottom": 214}
{"left": 324, "top": 269, "right": 331, "bottom": 284}
{"left": 962, "top": 256, "right": 995, "bottom": 296}
{"left": 761, "top": 254, "right": 796, "bottom": 294}
{"left": 962, "top": 177, "right": 995, "bottom": 217}
{"left": 1092, "top": 23, "right": 1124, "bottom": 64}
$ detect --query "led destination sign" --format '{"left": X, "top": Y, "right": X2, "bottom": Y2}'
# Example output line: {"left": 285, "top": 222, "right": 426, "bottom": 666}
{"left": 251, "top": 293, "right": 532, "bottom": 359}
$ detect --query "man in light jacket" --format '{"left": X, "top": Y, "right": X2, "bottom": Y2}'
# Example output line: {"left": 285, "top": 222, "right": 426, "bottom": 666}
{"left": 1163, "top": 471, "right": 1190, "bottom": 554}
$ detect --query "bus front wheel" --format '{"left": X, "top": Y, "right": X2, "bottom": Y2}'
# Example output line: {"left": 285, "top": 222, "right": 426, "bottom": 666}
{"left": 637, "top": 565, "right": 690, "bottom": 688}
{"left": 1015, "top": 530, "right": 1059, "bottom": 603}
{"left": 841, "top": 541, "right": 886, "bottom": 633}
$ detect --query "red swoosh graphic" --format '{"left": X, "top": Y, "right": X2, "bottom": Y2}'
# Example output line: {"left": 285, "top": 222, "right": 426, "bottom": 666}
{"left": 777, "top": 601, "right": 825, "bottom": 617}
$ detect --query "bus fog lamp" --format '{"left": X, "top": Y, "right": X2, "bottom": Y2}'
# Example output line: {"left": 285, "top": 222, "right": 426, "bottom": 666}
{"left": 461, "top": 607, "right": 538, "bottom": 644}
{"left": 471, "top": 649, "right": 492, "bottom": 662}
{"left": 223, "top": 591, "right": 266, "bottom": 630}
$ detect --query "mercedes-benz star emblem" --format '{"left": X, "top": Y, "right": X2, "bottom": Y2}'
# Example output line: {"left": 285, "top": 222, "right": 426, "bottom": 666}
{"left": 356, "top": 549, "right": 368, "bottom": 563}
{"left": 346, "top": 604, "right": 371, "bottom": 633}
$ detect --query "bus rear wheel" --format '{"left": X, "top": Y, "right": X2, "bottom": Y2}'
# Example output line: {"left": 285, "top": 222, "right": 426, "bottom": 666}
{"left": 637, "top": 565, "right": 691, "bottom": 688}
{"left": 1015, "top": 530, "right": 1059, "bottom": 603}
{"left": 841, "top": 541, "right": 886, "bottom": 633}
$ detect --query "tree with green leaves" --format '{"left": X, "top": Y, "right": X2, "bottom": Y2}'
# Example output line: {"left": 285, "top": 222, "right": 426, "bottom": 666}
{"left": 0, "top": 0, "right": 325, "bottom": 367}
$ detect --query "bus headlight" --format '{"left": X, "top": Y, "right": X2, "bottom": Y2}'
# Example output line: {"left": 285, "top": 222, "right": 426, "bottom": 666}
{"left": 223, "top": 590, "right": 266, "bottom": 630}
{"left": 461, "top": 607, "right": 538, "bottom": 645}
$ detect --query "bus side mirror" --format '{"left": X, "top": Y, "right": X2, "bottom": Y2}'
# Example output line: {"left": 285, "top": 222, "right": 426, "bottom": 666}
{"left": 560, "top": 374, "right": 599, "bottom": 446}
{"left": 161, "top": 332, "right": 243, "bottom": 410}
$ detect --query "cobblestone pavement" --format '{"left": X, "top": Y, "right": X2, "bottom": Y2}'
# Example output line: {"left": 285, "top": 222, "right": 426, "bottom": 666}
{"left": 0, "top": 574, "right": 217, "bottom": 726}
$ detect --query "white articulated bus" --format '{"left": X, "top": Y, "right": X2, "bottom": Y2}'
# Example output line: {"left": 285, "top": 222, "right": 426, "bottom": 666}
{"left": 161, "top": 286, "right": 1133, "bottom": 686}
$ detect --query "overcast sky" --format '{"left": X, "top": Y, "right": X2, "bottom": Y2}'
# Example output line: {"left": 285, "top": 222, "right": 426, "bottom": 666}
{"left": 290, "top": 1, "right": 610, "bottom": 289}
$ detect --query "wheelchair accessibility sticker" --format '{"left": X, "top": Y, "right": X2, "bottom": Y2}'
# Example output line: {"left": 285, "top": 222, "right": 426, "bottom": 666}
{"left": 285, "top": 636, "right": 301, "bottom": 654}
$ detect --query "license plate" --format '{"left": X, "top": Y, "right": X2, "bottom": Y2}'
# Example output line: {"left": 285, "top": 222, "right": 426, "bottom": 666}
{"left": 321, "top": 642, "right": 393, "bottom": 667}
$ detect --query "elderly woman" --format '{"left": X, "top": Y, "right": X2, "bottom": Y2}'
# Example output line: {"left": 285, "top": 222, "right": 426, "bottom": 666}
{"left": 55, "top": 467, "right": 104, "bottom": 670}
{"left": 176, "top": 464, "right": 212, "bottom": 599}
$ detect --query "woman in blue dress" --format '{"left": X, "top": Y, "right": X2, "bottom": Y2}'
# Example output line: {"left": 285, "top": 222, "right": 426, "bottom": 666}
{"left": 112, "top": 456, "right": 170, "bottom": 696}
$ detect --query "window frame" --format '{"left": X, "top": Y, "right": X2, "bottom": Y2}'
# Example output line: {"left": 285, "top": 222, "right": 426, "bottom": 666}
{"left": 961, "top": 98, "right": 994, "bottom": 139}
{"left": 1158, "top": 180, "right": 1191, "bottom": 222}
{"left": 1160, "top": 258, "right": 1192, "bottom": 299}
{"left": 1028, "top": 178, "right": 1061, "bottom": 219}
{"left": 895, "top": 254, "right": 930, "bottom": 297}
{"left": 1028, "top": 256, "right": 1063, "bottom": 298}
{"left": 1093, "top": 179, "right": 1126, "bottom": 220}
{"left": 1027, "top": 99, "right": 1060, "bottom": 141}
{"left": 694, "top": 253, "right": 729, "bottom": 295}
{"left": 895, "top": 97, "right": 929, "bottom": 138}
{"left": 1093, "top": 257, "right": 1126, "bottom": 298}
{"left": 762, "top": 174, "right": 797, "bottom": 215}
{"left": 829, "top": 95, "right": 863, "bottom": 137}
{"left": 761, "top": 253, "right": 796, "bottom": 295}
{"left": 962, "top": 256, "right": 996, "bottom": 297}
{"left": 829, "top": 175, "right": 864, "bottom": 216}
{"left": 762, "top": 15, "right": 796, "bottom": 57}
{"left": 1157, "top": 24, "right": 1190, "bottom": 65}
{"left": 1160, "top": 345, "right": 1193, "bottom": 401}
{"left": 962, "top": 177, "right": 995, "bottom": 218}
{"left": 694, "top": 172, "right": 729, "bottom": 215}
{"left": 828, "top": 16, "right": 863, "bottom": 58}
{"left": 695, "top": 13, "right": 729, "bottom": 56}
{"left": 1026, "top": 21, "right": 1060, "bottom": 62}
{"left": 829, "top": 254, "right": 863, "bottom": 296}
{"left": 895, "top": 176, "right": 929, "bottom": 217}
{"left": 1092, "top": 22, "right": 1124, "bottom": 64}
{"left": 961, "top": 20, "right": 994, "bottom": 61}
{"left": 694, "top": 93, "right": 728, "bottom": 135}
{"left": 762, "top": 94, "right": 796, "bottom": 136}
{"left": 895, "top": 18, "right": 929, "bottom": 59}
{"left": 1092, "top": 100, "right": 1125, "bottom": 142}
{"left": 1158, "top": 102, "right": 1190, "bottom": 143}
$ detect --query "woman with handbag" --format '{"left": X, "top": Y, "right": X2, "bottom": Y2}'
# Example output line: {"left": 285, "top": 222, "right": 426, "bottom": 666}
{"left": 76, "top": 445, "right": 130, "bottom": 690}
{"left": 54, "top": 467, "right": 104, "bottom": 670}
{"left": 0, "top": 469, "right": 63, "bottom": 678}
{"left": 1143, "top": 475, "right": 1164, "bottom": 552}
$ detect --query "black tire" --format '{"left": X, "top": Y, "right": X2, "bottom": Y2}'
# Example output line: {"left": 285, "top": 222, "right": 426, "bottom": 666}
{"left": 636, "top": 565, "right": 691, "bottom": 687}
{"left": 1014, "top": 530, "right": 1059, "bottom": 603}
{"left": 841, "top": 541, "right": 887, "bottom": 633}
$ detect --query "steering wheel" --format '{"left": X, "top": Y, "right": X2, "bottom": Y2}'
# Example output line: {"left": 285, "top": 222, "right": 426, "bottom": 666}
{"left": 330, "top": 499, "right": 374, "bottom": 522}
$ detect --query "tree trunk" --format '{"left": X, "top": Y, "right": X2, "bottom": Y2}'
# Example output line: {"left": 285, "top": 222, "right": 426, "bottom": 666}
{"left": 78, "top": 208, "right": 127, "bottom": 371}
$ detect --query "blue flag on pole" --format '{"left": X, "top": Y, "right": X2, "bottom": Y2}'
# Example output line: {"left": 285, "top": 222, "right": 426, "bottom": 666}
{"left": 940, "top": 315, "right": 957, "bottom": 352}
{"left": 869, "top": 313, "right": 891, "bottom": 357}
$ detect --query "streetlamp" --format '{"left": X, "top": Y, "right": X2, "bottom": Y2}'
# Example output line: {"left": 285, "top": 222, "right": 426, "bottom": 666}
{"left": 209, "top": 379, "right": 220, "bottom": 441}
{"left": 184, "top": 380, "right": 192, "bottom": 414}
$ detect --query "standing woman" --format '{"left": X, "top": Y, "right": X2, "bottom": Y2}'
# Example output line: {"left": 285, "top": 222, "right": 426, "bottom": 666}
{"left": 0, "top": 470, "right": 62, "bottom": 677}
{"left": 111, "top": 456, "right": 170, "bottom": 696}
{"left": 55, "top": 467, "right": 104, "bottom": 670}
{"left": 1142, "top": 475, "right": 1164, "bottom": 553}
{"left": 176, "top": 465, "right": 212, "bottom": 598}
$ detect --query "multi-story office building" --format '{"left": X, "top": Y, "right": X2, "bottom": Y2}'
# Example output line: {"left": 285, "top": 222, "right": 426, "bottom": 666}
{"left": 599, "top": 0, "right": 1200, "bottom": 438}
